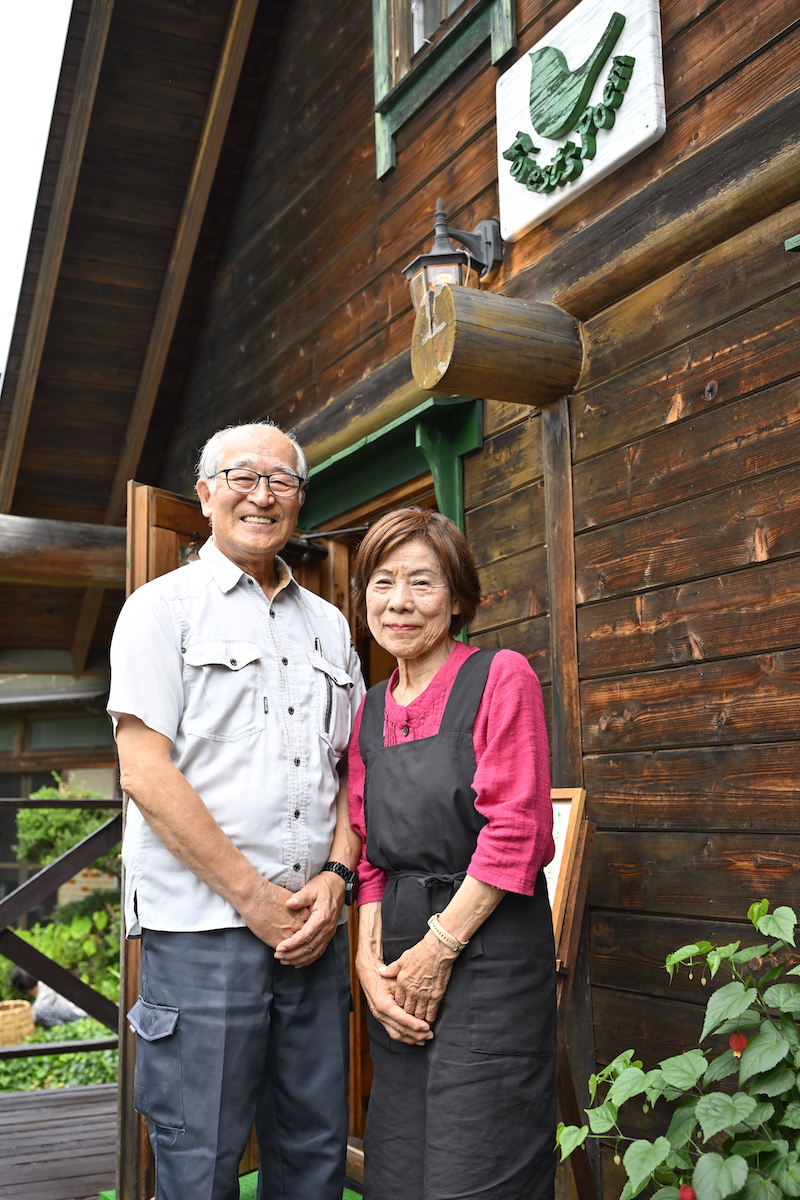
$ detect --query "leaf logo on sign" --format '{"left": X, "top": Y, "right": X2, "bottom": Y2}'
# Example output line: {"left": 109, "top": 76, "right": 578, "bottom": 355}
{"left": 503, "top": 11, "right": 636, "bottom": 195}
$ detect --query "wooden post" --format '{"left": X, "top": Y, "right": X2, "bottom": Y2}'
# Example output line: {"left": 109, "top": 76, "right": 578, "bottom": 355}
{"left": 542, "top": 397, "right": 584, "bottom": 787}
{"left": 541, "top": 397, "right": 599, "bottom": 1200}
{"left": 410, "top": 285, "right": 582, "bottom": 405}
{"left": 556, "top": 820, "right": 598, "bottom": 1200}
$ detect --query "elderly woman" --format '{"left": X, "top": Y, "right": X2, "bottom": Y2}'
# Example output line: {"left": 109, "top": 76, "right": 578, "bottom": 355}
{"left": 348, "top": 507, "right": 557, "bottom": 1200}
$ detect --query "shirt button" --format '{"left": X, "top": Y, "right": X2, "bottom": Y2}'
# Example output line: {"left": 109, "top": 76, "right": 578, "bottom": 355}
{"left": 294, "top": 757, "right": 300, "bottom": 766}
{"left": 270, "top": 610, "right": 275, "bottom": 618}
{"left": 247, "top": 579, "right": 254, "bottom": 586}
{"left": 294, "top": 809, "right": 300, "bottom": 819}
{"left": 293, "top": 863, "right": 301, "bottom": 872}
{"left": 402, "top": 725, "right": 409, "bottom": 736}
{"left": 288, "top": 707, "right": 294, "bottom": 715}
{"left": 282, "top": 657, "right": 288, "bottom": 666}
{"left": 230, "top": 658, "right": 237, "bottom": 666}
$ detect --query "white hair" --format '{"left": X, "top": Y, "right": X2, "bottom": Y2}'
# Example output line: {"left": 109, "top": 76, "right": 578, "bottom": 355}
{"left": 196, "top": 421, "right": 309, "bottom": 491}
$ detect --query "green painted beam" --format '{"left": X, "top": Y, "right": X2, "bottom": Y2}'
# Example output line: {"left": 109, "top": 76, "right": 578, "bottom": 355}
{"left": 300, "top": 399, "right": 481, "bottom": 532}
{"left": 414, "top": 401, "right": 482, "bottom": 532}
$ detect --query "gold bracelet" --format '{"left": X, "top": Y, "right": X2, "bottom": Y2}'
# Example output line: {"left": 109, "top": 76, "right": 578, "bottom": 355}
{"left": 427, "top": 912, "right": 468, "bottom": 953}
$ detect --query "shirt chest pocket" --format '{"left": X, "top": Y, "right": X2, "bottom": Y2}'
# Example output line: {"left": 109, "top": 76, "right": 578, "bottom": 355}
{"left": 308, "top": 650, "right": 354, "bottom": 759}
{"left": 182, "top": 640, "right": 265, "bottom": 742}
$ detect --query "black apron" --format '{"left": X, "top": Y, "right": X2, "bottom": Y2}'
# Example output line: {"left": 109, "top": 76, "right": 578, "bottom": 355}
{"left": 359, "top": 650, "right": 557, "bottom": 1200}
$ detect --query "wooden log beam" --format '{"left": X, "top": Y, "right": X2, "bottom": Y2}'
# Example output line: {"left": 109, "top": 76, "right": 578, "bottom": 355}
{"left": 0, "top": 0, "right": 116, "bottom": 513}
{"left": 294, "top": 353, "right": 435, "bottom": 469}
{"left": 410, "top": 285, "right": 582, "bottom": 406}
{"left": 71, "top": 0, "right": 261, "bottom": 674}
{"left": 508, "top": 84, "right": 800, "bottom": 321}
{"left": 0, "top": 514, "right": 125, "bottom": 588}
{"left": 0, "top": 648, "right": 109, "bottom": 673}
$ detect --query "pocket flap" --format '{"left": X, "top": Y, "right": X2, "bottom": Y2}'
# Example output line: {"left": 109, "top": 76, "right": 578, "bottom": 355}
{"left": 127, "top": 997, "right": 180, "bottom": 1041}
{"left": 307, "top": 650, "right": 354, "bottom": 688}
{"left": 183, "top": 640, "right": 261, "bottom": 670}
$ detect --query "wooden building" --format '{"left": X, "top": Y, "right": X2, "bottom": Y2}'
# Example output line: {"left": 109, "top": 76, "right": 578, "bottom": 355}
{"left": 1, "top": 0, "right": 799, "bottom": 1194}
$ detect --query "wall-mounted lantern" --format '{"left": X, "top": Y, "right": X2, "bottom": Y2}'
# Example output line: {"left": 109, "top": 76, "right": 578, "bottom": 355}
{"left": 402, "top": 198, "right": 503, "bottom": 311}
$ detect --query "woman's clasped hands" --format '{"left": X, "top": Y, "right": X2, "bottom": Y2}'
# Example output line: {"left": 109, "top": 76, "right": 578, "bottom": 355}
{"left": 360, "top": 931, "right": 459, "bottom": 1046}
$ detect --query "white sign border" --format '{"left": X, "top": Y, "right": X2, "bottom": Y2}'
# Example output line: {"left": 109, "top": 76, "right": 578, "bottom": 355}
{"left": 496, "top": 0, "right": 666, "bottom": 242}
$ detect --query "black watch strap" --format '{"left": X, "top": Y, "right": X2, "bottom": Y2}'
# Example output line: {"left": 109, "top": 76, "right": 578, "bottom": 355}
{"left": 322, "top": 860, "right": 358, "bottom": 904}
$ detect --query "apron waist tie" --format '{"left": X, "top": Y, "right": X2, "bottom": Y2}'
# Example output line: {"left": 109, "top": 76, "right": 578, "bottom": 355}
{"left": 387, "top": 870, "right": 467, "bottom": 889}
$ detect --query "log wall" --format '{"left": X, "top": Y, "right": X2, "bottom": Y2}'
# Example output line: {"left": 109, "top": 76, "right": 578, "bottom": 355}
{"left": 575, "top": 188, "right": 800, "bottom": 1079}
{"left": 156, "top": 1, "right": 800, "bottom": 1193}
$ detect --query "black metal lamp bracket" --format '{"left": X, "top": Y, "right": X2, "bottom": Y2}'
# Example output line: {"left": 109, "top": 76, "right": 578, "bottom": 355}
{"left": 447, "top": 219, "right": 503, "bottom": 276}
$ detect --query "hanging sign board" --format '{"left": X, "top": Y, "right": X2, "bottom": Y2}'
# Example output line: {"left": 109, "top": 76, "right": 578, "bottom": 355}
{"left": 496, "top": 0, "right": 666, "bottom": 241}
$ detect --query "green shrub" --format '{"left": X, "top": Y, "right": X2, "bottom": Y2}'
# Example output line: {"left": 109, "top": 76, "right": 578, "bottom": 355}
{"left": 557, "top": 900, "right": 800, "bottom": 1200}
{"left": 52, "top": 888, "right": 121, "bottom": 926}
{"left": 15, "top": 772, "right": 120, "bottom": 877}
{"left": 0, "top": 1017, "right": 117, "bottom": 1091}
{"left": 0, "top": 957, "right": 14, "bottom": 1003}
{"left": 13, "top": 902, "right": 121, "bottom": 1002}
{"left": 0, "top": 892, "right": 121, "bottom": 1003}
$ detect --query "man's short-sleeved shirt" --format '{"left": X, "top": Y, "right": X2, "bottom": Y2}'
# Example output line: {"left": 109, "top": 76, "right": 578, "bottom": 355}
{"left": 108, "top": 540, "right": 364, "bottom": 936}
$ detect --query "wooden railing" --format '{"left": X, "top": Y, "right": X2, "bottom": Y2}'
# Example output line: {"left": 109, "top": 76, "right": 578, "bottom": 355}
{"left": 0, "top": 797, "right": 122, "bottom": 1059}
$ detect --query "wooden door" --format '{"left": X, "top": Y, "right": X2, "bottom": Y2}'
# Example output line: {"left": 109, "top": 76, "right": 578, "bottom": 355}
{"left": 118, "top": 483, "right": 210, "bottom": 1200}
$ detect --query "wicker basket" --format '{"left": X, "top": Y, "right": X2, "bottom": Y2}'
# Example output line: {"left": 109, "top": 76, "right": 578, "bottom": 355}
{"left": 0, "top": 998, "right": 35, "bottom": 1045}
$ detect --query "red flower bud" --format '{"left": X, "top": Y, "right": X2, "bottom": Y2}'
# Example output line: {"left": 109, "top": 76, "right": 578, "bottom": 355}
{"left": 729, "top": 1033, "right": 748, "bottom": 1058}
{"left": 679, "top": 1185, "right": 696, "bottom": 1200}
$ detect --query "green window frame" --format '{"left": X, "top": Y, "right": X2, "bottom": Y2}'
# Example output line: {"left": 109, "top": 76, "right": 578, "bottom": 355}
{"left": 373, "top": 0, "right": 516, "bottom": 177}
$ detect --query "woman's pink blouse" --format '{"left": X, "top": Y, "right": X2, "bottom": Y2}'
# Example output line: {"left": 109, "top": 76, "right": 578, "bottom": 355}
{"left": 347, "top": 641, "right": 555, "bottom": 905}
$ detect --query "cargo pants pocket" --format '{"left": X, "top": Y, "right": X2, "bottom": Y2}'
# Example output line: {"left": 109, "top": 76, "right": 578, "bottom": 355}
{"left": 128, "top": 996, "right": 184, "bottom": 1131}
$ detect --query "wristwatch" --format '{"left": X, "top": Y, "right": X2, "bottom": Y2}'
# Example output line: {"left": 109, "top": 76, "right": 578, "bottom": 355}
{"left": 322, "top": 861, "right": 358, "bottom": 905}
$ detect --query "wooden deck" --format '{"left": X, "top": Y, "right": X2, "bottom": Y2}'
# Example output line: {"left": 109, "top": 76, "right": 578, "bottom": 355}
{"left": 0, "top": 1083, "right": 116, "bottom": 1200}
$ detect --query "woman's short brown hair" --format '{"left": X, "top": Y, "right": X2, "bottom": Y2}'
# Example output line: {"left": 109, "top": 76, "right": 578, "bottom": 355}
{"left": 351, "top": 507, "right": 482, "bottom": 636}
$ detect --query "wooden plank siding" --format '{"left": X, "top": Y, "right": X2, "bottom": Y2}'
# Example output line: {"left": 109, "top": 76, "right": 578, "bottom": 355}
{"left": 570, "top": 196, "right": 800, "bottom": 1147}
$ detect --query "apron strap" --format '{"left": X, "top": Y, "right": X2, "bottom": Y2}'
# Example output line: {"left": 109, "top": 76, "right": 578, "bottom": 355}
{"left": 359, "top": 677, "right": 390, "bottom": 758}
{"left": 437, "top": 649, "right": 498, "bottom": 735}
{"left": 359, "top": 649, "right": 498, "bottom": 754}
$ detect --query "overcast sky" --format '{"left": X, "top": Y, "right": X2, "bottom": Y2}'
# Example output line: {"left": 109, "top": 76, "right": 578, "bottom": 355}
{"left": 0, "top": 1, "right": 73, "bottom": 380}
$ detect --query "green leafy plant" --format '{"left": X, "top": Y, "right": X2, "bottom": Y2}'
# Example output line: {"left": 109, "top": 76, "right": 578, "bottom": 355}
{"left": 12, "top": 901, "right": 121, "bottom": 1001}
{"left": 557, "top": 901, "right": 800, "bottom": 1200}
{"left": 14, "top": 772, "right": 120, "bottom": 877}
{"left": 0, "top": 1017, "right": 117, "bottom": 1091}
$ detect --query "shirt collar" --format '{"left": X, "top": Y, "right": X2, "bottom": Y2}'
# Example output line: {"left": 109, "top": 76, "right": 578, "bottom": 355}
{"left": 198, "top": 538, "right": 296, "bottom": 595}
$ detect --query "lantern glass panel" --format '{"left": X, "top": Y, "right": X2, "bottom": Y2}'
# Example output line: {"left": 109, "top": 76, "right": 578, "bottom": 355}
{"left": 427, "top": 261, "right": 462, "bottom": 289}
{"left": 408, "top": 257, "right": 480, "bottom": 311}
{"left": 409, "top": 269, "right": 427, "bottom": 312}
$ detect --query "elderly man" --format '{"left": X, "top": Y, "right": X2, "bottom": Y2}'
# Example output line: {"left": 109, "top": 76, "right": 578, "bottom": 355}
{"left": 108, "top": 420, "right": 363, "bottom": 1200}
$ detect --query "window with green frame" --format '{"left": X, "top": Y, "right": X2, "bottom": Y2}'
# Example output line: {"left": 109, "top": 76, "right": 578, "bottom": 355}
{"left": 373, "top": 0, "right": 515, "bottom": 177}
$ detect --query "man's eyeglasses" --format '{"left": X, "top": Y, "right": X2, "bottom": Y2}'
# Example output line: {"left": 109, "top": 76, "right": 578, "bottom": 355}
{"left": 215, "top": 469, "right": 306, "bottom": 498}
